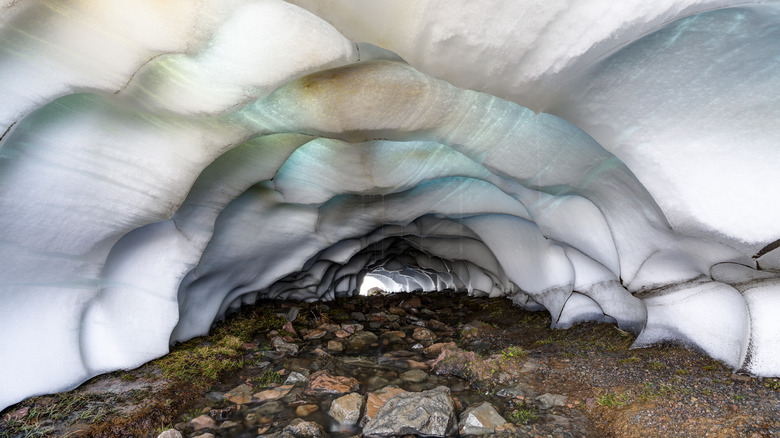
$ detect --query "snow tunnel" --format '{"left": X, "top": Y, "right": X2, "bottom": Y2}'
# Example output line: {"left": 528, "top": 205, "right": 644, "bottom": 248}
{"left": 2, "top": 0, "right": 780, "bottom": 411}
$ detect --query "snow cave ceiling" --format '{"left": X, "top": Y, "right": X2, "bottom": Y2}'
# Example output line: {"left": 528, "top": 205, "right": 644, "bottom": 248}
{"left": 1, "top": 0, "right": 780, "bottom": 410}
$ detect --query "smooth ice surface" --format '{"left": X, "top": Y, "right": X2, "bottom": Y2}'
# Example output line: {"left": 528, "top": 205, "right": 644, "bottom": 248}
{"left": 1, "top": 0, "right": 780, "bottom": 411}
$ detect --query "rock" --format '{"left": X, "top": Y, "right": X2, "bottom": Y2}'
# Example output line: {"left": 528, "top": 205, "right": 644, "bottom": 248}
{"left": 347, "top": 330, "right": 379, "bottom": 350}
{"left": 305, "top": 370, "right": 359, "bottom": 395}
{"left": 190, "top": 415, "right": 216, "bottom": 431}
{"left": 318, "top": 323, "right": 340, "bottom": 332}
{"left": 273, "top": 337, "right": 300, "bottom": 355}
{"left": 303, "top": 329, "right": 327, "bottom": 340}
{"left": 342, "top": 323, "right": 364, "bottom": 333}
{"left": 329, "top": 392, "right": 364, "bottom": 428}
{"left": 156, "top": 430, "right": 183, "bottom": 438}
{"left": 399, "top": 296, "right": 421, "bottom": 310}
{"left": 279, "top": 418, "right": 325, "bottom": 438}
{"left": 412, "top": 327, "right": 436, "bottom": 341}
{"left": 250, "top": 400, "right": 286, "bottom": 417}
{"left": 535, "top": 393, "right": 568, "bottom": 410}
{"left": 496, "top": 383, "right": 534, "bottom": 399}
{"left": 253, "top": 385, "right": 293, "bottom": 402}
{"left": 327, "top": 340, "right": 344, "bottom": 352}
{"left": 362, "top": 386, "right": 407, "bottom": 426}
{"left": 224, "top": 384, "right": 254, "bottom": 404}
{"left": 363, "top": 386, "right": 457, "bottom": 437}
{"left": 219, "top": 420, "right": 239, "bottom": 429}
{"left": 388, "top": 307, "right": 406, "bottom": 316}
{"left": 458, "top": 402, "right": 508, "bottom": 435}
{"left": 335, "top": 329, "right": 350, "bottom": 338}
{"left": 386, "top": 330, "right": 406, "bottom": 338}
{"left": 400, "top": 369, "right": 428, "bottom": 383}
{"left": 285, "top": 307, "right": 300, "bottom": 322}
{"left": 284, "top": 371, "right": 308, "bottom": 385}
{"left": 351, "top": 312, "right": 366, "bottom": 321}
{"left": 424, "top": 342, "right": 457, "bottom": 356}
{"left": 428, "top": 319, "right": 448, "bottom": 331}
{"left": 460, "top": 321, "right": 497, "bottom": 342}
{"left": 206, "top": 391, "right": 225, "bottom": 402}
{"left": 296, "top": 404, "right": 319, "bottom": 416}
{"left": 282, "top": 321, "right": 297, "bottom": 336}
{"left": 430, "top": 347, "right": 481, "bottom": 378}
{"left": 209, "top": 408, "right": 231, "bottom": 421}
{"left": 191, "top": 434, "right": 214, "bottom": 438}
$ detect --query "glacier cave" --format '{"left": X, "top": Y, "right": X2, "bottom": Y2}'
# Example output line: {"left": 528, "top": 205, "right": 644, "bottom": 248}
{"left": 1, "top": 0, "right": 780, "bottom": 411}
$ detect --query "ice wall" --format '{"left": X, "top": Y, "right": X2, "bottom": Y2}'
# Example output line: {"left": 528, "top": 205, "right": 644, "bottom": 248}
{"left": 1, "top": 0, "right": 780, "bottom": 410}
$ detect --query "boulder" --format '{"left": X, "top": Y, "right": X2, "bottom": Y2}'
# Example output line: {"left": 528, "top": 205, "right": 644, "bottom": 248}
{"left": 363, "top": 386, "right": 456, "bottom": 437}
{"left": 329, "top": 392, "right": 364, "bottom": 428}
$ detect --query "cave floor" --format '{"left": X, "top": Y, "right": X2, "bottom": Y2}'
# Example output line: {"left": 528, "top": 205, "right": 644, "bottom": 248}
{"left": 2, "top": 291, "right": 780, "bottom": 437}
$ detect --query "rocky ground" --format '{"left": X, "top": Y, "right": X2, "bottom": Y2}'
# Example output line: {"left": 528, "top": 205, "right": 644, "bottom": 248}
{"left": 2, "top": 291, "right": 780, "bottom": 437}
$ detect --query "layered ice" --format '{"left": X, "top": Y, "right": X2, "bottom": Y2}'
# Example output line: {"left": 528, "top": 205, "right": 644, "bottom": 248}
{"left": 2, "top": 0, "right": 780, "bottom": 411}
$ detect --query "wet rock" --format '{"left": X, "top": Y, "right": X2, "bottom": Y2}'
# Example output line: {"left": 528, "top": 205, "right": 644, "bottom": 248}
{"left": 284, "top": 371, "right": 308, "bottom": 386}
{"left": 399, "top": 296, "right": 421, "bottom": 310}
{"left": 220, "top": 420, "right": 240, "bottom": 429}
{"left": 250, "top": 400, "right": 286, "bottom": 417}
{"left": 156, "top": 430, "right": 183, "bottom": 438}
{"left": 253, "top": 385, "right": 293, "bottom": 402}
{"left": 535, "top": 393, "right": 568, "bottom": 410}
{"left": 347, "top": 330, "right": 378, "bottom": 350}
{"left": 190, "top": 414, "right": 216, "bottom": 431}
{"left": 363, "top": 386, "right": 457, "bottom": 437}
{"left": 342, "top": 323, "right": 364, "bottom": 333}
{"left": 305, "top": 370, "right": 359, "bottom": 395}
{"left": 388, "top": 307, "right": 406, "bottom": 316}
{"left": 458, "top": 402, "right": 508, "bottom": 435}
{"left": 303, "top": 329, "right": 327, "bottom": 340}
{"left": 424, "top": 342, "right": 457, "bottom": 356}
{"left": 428, "top": 319, "right": 448, "bottom": 331}
{"left": 225, "top": 384, "right": 254, "bottom": 404}
{"left": 295, "top": 404, "right": 319, "bottom": 417}
{"left": 412, "top": 327, "right": 436, "bottom": 342}
{"left": 209, "top": 408, "right": 232, "bottom": 421}
{"left": 318, "top": 323, "right": 340, "bottom": 332}
{"left": 278, "top": 418, "right": 325, "bottom": 438}
{"left": 362, "top": 386, "right": 407, "bottom": 426}
{"left": 273, "top": 337, "right": 300, "bottom": 355}
{"left": 329, "top": 392, "right": 364, "bottom": 428}
{"left": 327, "top": 340, "right": 344, "bottom": 352}
{"left": 400, "top": 369, "right": 428, "bottom": 383}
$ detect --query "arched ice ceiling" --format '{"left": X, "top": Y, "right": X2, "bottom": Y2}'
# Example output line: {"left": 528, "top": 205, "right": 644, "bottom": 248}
{"left": 1, "top": 0, "right": 780, "bottom": 410}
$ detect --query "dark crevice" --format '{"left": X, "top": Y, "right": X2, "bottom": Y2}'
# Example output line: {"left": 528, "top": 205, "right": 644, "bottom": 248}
{"left": 752, "top": 238, "right": 780, "bottom": 260}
